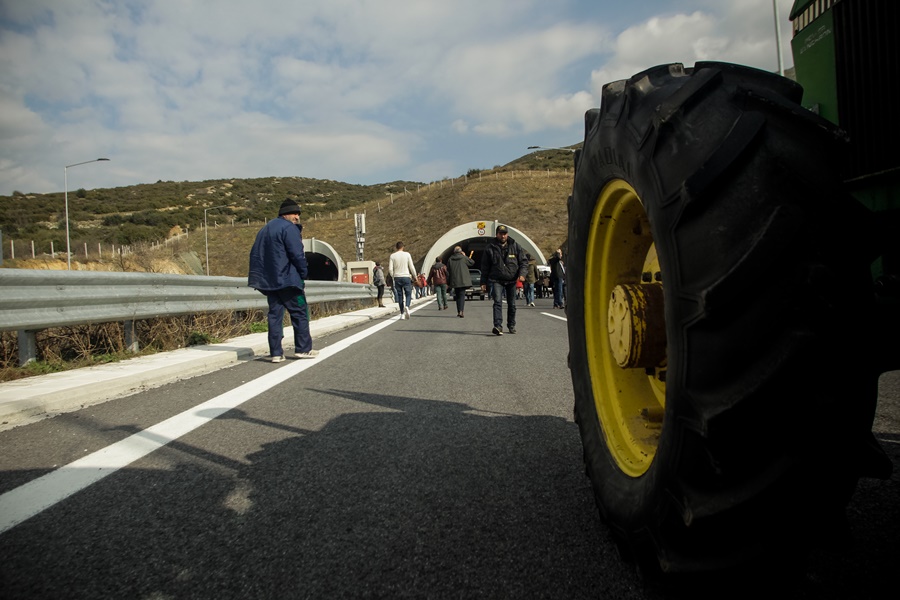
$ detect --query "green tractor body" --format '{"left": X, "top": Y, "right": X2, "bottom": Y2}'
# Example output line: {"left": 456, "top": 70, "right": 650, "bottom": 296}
{"left": 790, "top": 0, "right": 899, "bottom": 292}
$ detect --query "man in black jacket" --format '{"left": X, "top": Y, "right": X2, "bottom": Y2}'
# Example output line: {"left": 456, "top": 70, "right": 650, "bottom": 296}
{"left": 480, "top": 225, "right": 528, "bottom": 335}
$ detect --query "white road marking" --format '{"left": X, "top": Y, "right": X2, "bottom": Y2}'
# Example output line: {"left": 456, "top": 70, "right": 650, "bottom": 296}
{"left": 541, "top": 312, "right": 567, "bottom": 322}
{"left": 0, "top": 308, "right": 418, "bottom": 535}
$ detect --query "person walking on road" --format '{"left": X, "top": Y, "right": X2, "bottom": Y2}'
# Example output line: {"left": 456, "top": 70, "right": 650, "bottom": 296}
{"left": 480, "top": 225, "right": 528, "bottom": 335}
{"left": 427, "top": 256, "right": 450, "bottom": 310}
{"left": 549, "top": 248, "right": 566, "bottom": 309}
{"left": 415, "top": 272, "right": 428, "bottom": 299}
{"left": 524, "top": 253, "right": 539, "bottom": 307}
{"left": 446, "top": 246, "right": 474, "bottom": 318}
{"left": 389, "top": 241, "right": 418, "bottom": 319}
{"left": 248, "top": 198, "right": 319, "bottom": 362}
{"left": 373, "top": 262, "right": 386, "bottom": 307}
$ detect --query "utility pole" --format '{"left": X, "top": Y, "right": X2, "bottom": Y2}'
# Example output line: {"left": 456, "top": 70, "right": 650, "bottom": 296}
{"left": 355, "top": 213, "right": 366, "bottom": 261}
{"left": 773, "top": 0, "right": 785, "bottom": 76}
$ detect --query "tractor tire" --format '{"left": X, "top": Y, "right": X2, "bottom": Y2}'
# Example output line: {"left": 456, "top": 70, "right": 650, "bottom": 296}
{"left": 566, "top": 62, "right": 890, "bottom": 580}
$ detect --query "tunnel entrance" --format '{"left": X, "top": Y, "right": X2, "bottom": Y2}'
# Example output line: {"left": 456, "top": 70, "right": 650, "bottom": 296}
{"left": 306, "top": 253, "right": 339, "bottom": 281}
{"left": 303, "top": 238, "right": 344, "bottom": 281}
{"left": 419, "top": 221, "right": 547, "bottom": 277}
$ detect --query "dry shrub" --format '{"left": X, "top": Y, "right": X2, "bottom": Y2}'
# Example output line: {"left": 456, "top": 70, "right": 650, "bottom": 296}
{"left": 0, "top": 332, "right": 16, "bottom": 371}
{"left": 137, "top": 309, "right": 268, "bottom": 349}
{"left": 39, "top": 322, "right": 126, "bottom": 362}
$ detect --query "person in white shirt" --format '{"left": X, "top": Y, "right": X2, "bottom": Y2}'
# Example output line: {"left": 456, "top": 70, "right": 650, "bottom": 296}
{"left": 388, "top": 241, "right": 418, "bottom": 319}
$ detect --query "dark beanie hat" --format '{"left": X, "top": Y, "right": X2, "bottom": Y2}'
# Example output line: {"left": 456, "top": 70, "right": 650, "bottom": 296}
{"left": 279, "top": 198, "right": 301, "bottom": 216}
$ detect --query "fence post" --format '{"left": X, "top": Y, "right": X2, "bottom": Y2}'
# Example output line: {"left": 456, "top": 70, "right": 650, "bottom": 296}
{"left": 123, "top": 320, "right": 139, "bottom": 353}
{"left": 17, "top": 330, "right": 37, "bottom": 366}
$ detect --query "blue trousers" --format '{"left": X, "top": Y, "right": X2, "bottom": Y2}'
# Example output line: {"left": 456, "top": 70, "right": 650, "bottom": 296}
{"left": 393, "top": 277, "right": 413, "bottom": 312}
{"left": 490, "top": 280, "right": 518, "bottom": 329}
{"left": 266, "top": 287, "right": 312, "bottom": 356}
{"left": 553, "top": 279, "right": 565, "bottom": 307}
{"left": 524, "top": 283, "right": 535, "bottom": 305}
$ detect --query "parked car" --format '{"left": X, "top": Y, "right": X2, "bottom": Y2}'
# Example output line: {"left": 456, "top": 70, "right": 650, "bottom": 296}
{"left": 463, "top": 269, "right": 485, "bottom": 300}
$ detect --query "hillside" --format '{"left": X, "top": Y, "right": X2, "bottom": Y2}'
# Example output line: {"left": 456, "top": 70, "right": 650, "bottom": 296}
{"left": 185, "top": 168, "right": 573, "bottom": 278}
{"left": 1, "top": 147, "right": 579, "bottom": 275}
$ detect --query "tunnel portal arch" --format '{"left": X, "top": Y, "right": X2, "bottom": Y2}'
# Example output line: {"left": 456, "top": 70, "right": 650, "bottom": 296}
{"left": 419, "top": 221, "right": 547, "bottom": 275}
{"left": 304, "top": 237, "right": 344, "bottom": 281}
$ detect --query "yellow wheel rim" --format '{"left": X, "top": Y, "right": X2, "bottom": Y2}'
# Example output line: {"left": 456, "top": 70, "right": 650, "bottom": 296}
{"left": 584, "top": 180, "right": 666, "bottom": 477}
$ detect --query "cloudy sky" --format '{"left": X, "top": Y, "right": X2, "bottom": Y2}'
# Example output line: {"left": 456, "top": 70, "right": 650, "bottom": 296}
{"left": 0, "top": 0, "right": 795, "bottom": 196}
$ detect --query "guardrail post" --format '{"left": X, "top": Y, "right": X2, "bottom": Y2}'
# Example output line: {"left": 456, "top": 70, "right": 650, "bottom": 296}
{"left": 16, "top": 330, "right": 37, "bottom": 366}
{"left": 123, "top": 320, "right": 139, "bottom": 353}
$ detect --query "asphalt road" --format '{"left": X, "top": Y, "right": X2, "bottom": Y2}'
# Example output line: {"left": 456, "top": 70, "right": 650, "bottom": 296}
{"left": 0, "top": 297, "right": 897, "bottom": 599}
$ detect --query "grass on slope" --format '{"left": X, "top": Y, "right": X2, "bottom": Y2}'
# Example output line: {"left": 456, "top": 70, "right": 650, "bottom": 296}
{"left": 199, "top": 169, "right": 573, "bottom": 277}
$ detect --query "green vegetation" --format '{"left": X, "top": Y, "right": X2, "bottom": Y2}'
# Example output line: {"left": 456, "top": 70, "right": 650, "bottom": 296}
{"left": 0, "top": 175, "right": 425, "bottom": 256}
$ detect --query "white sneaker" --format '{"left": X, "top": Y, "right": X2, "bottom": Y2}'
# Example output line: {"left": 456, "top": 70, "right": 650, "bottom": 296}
{"left": 404, "top": 307, "right": 410, "bottom": 319}
{"left": 270, "top": 355, "right": 285, "bottom": 363}
{"left": 294, "top": 350, "right": 319, "bottom": 359}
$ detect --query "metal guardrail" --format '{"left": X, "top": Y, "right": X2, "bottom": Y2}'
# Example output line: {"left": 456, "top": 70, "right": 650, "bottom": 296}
{"left": 0, "top": 269, "right": 376, "bottom": 364}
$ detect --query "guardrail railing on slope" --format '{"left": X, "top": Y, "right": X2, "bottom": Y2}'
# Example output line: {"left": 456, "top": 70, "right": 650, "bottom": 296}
{"left": 0, "top": 269, "right": 376, "bottom": 365}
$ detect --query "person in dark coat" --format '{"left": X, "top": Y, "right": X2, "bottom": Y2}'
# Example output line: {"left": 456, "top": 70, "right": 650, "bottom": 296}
{"left": 480, "top": 224, "right": 528, "bottom": 335}
{"left": 373, "top": 262, "right": 386, "bottom": 307}
{"left": 446, "top": 246, "right": 474, "bottom": 318}
{"left": 524, "top": 253, "right": 539, "bottom": 307}
{"left": 548, "top": 248, "right": 566, "bottom": 308}
{"left": 248, "top": 198, "right": 318, "bottom": 362}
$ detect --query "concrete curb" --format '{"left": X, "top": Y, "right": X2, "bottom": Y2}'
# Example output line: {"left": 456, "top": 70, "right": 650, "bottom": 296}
{"left": 0, "top": 297, "right": 432, "bottom": 431}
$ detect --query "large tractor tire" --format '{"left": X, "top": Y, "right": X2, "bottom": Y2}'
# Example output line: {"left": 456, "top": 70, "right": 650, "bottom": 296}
{"left": 567, "top": 62, "right": 891, "bottom": 579}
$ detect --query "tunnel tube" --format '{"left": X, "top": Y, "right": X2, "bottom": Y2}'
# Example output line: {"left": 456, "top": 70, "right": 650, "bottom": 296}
{"left": 304, "top": 237, "right": 344, "bottom": 281}
{"left": 419, "top": 221, "right": 547, "bottom": 275}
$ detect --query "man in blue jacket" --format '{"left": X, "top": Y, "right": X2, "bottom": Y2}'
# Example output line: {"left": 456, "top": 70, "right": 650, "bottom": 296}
{"left": 248, "top": 198, "right": 318, "bottom": 362}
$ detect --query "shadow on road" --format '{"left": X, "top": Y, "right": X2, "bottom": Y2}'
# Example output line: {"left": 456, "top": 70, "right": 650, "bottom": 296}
{"left": 1, "top": 386, "right": 897, "bottom": 599}
{"left": 0, "top": 390, "right": 642, "bottom": 599}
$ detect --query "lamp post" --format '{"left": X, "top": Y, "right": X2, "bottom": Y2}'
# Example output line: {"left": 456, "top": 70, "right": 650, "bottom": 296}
{"left": 773, "top": 0, "right": 784, "bottom": 76}
{"left": 204, "top": 205, "right": 228, "bottom": 275}
{"left": 65, "top": 158, "right": 110, "bottom": 270}
{"left": 527, "top": 145, "right": 577, "bottom": 152}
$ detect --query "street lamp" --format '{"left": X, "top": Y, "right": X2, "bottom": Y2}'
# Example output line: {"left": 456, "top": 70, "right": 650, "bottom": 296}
{"left": 773, "top": 0, "right": 784, "bottom": 76}
{"left": 204, "top": 204, "right": 228, "bottom": 275}
{"left": 527, "top": 145, "right": 577, "bottom": 152}
{"left": 65, "top": 158, "right": 110, "bottom": 270}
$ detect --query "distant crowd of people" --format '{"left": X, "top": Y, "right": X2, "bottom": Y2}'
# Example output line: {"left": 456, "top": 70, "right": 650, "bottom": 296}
{"left": 378, "top": 228, "right": 565, "bottom": 337}
{"left": 248, "top": 199, "right": 565, "bottom": 361}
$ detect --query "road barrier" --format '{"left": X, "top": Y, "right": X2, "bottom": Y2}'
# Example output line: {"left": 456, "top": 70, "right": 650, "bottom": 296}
{"left": 0, "top": 269, "right": 376, "bottom": 365}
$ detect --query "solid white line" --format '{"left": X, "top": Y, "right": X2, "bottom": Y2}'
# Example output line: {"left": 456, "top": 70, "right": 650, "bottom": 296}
{"left": 0, "top": 312, "right": 402, "bottom": 535}
{"left": 541, "top": 311, "right": 567, "bottom": 322}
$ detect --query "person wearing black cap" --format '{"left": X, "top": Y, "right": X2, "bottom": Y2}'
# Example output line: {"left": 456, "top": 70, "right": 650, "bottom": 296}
{"left": 248, "top": 198, "right": 318, "bottom": 361}
{"left": 480, "top": 224, "right": 528, "bottom": 335}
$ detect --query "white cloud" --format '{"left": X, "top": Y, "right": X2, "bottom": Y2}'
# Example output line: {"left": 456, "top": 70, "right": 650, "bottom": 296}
{"left": 451, "top": 120, "right": 469, "bottom": 134}
{"left": 590, "top": 2, "right": 791, "bottom": 97}
{"left": 0, "top": 0, "right": 798, "bottom": 195}
{"left": 436, "top": 22, "right": 611, "bottom": 134}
